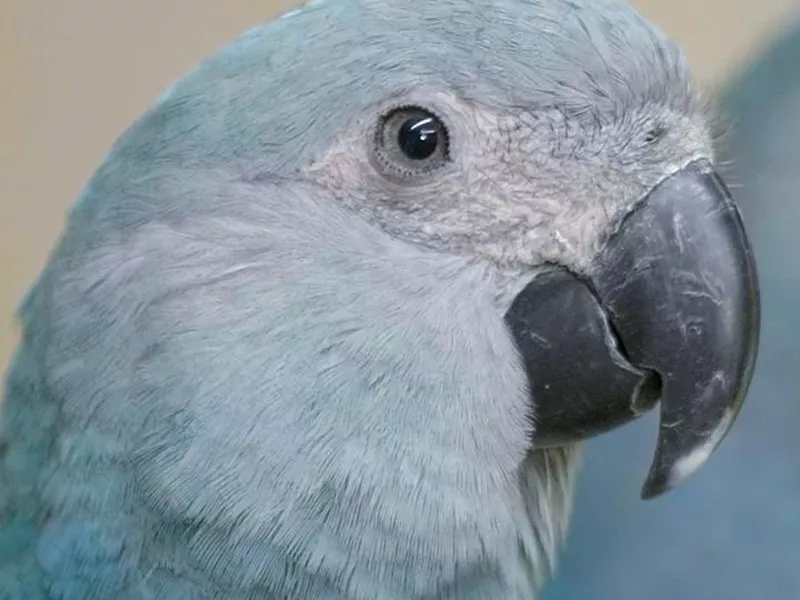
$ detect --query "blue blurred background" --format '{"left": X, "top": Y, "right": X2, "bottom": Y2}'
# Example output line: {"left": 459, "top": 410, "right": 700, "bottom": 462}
{"left": 544, "top": 22, "right": 800, "bottom": 600}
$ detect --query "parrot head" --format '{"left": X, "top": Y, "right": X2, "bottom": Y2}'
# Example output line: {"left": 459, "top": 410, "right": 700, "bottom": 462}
{"left": 174, "top": 0, "right": 758, "bottom": 498}
{"left": 56, "top": 0, "right": 758, "bottom": 508}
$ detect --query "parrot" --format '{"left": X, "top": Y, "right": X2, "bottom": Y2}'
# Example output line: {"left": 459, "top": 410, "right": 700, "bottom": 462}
{"left": 544, "top": 21, "right": 800, "bottom": 600}
{"left": 0, "top": 0, "right": 760, "bottom": 599}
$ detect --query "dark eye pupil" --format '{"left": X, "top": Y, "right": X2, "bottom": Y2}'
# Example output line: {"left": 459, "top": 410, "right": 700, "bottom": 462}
{"left": 397, "top": 115, "right": 440, "bottom": 160}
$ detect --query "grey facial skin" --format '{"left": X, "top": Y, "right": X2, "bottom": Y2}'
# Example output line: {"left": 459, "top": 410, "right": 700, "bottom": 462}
{"left": 0, "top": 0, "right": 759, "bottom": 598}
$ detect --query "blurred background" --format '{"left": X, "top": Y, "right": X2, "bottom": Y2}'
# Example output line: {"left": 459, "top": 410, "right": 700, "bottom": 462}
{"left": 1, "top": 1, "right": 799, "bottom": 598}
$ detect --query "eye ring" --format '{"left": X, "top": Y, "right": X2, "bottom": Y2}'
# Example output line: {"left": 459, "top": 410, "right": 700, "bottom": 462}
{"left": 372, "top": 105, "right": 450, "bottom": 179}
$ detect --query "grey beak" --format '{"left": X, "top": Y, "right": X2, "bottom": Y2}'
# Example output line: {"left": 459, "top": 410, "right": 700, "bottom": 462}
{"left": 505, "top": 159, "right": 760, "bottom": 499}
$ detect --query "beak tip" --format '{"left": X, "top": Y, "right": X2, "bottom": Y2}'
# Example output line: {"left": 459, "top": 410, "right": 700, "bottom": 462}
{"left": 639, "top": 458, "right": 696, "bottom": 501}
{"left": 640, "top": 478, "right": 669, "bottom": 500}
{"left": 640, "top": 456, "right": 702, "bottom": 501}
{"left": 641, "top": 409, "right": 735, "bottom": 500}
{"left": 640, "top": 455, "right": 703, "bottom": 500}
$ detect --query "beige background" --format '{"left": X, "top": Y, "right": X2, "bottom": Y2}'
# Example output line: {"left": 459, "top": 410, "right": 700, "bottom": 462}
{"left": 1, "top": 0, "right": 798, "bottom": 374}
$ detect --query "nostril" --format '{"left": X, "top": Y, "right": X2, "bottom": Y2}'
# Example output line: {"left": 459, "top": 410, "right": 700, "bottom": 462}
{"left": 644, "top": 125, "right": 667, "bottom": 144}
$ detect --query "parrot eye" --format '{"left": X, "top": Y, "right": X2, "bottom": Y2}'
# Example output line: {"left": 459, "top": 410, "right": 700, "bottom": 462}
{"left": 373, "top": 106, "right": 450, "bottom": 178}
